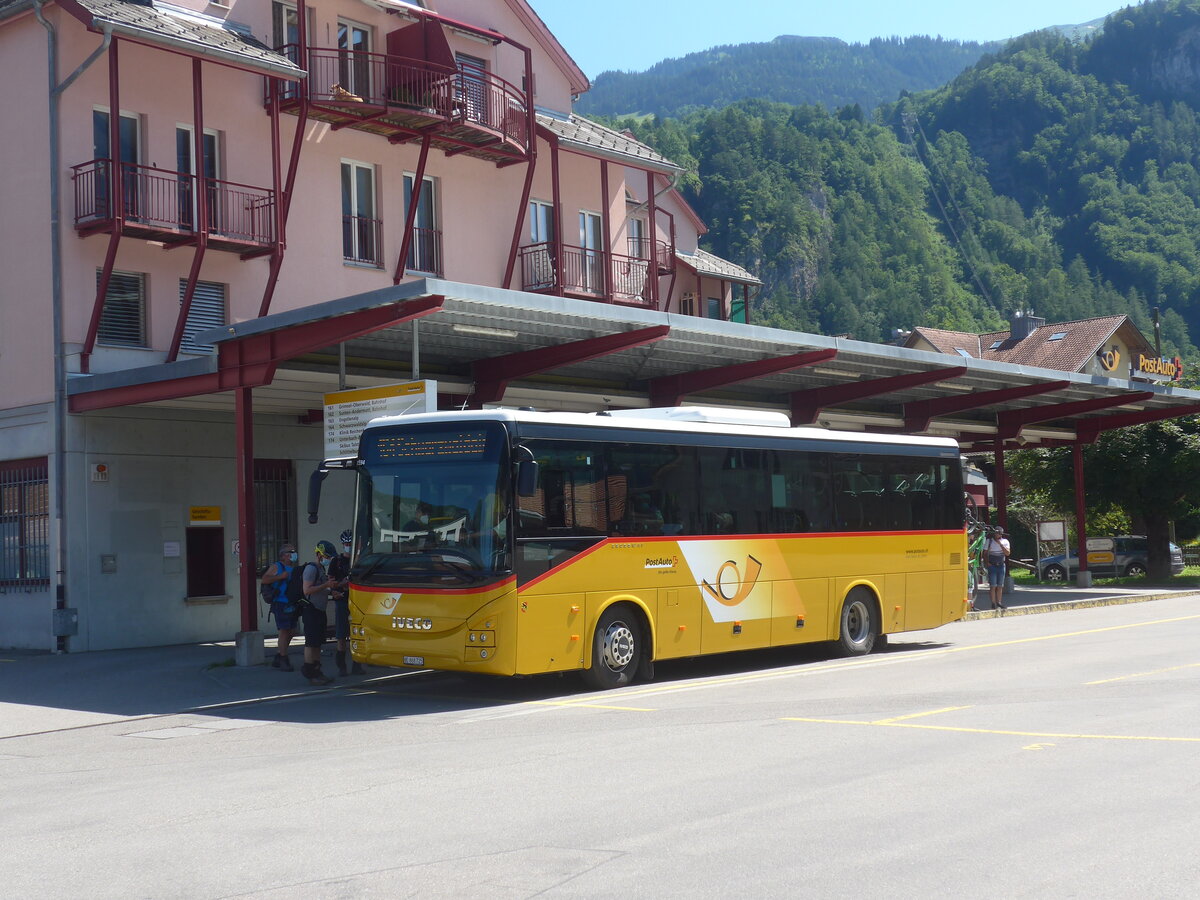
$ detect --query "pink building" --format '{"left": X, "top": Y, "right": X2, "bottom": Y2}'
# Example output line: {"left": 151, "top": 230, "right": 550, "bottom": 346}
{"left": 0, "top": 0, "right": 760, "bottom": 651}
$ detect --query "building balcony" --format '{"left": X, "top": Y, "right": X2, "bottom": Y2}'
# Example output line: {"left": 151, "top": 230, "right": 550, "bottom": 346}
{"left": 72, "top": 159, "right": 277, "bottom": 257}
{"left": 276, "top": 47, "right": 531, "bottom": 166}
{"left": 519, "top": 241, "right": 675, "bottom": 307}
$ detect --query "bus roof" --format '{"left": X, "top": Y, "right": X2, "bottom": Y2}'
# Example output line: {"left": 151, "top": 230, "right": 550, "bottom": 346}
{"left": 363, "top": 406, "right": 961, "bottom": 452}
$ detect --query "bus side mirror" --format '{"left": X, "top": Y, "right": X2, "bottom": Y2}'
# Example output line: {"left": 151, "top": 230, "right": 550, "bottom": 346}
{"left": 517, "top": 458, "right": 539, "bottom": 497}
{"left": 307, "top": 468, "right": 329, "bottom": 524}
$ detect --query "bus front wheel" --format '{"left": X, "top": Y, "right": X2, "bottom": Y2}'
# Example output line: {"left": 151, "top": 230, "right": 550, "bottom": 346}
{"left": 583, "top": 605, "right": 641, "bottom": 690}
{"left": 835, "top": 588, "right": 878, "bottom": 657}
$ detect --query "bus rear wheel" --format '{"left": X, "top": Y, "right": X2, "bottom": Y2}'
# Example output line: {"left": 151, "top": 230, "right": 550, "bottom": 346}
{"left": 582, "top": 605, "right": 641, "bottom": 690}
{"left": 835, "top": 588, "right": 878, "bottom": 657}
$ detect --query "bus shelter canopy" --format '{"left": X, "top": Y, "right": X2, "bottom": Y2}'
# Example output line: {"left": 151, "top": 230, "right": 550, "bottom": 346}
{"left": 67, "top": 278, "right": 1200, "bottom": 448}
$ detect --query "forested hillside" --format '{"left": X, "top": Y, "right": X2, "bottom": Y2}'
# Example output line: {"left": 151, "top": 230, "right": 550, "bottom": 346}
{"left": 606, "top": 0, "right": 1200, "bottom": 362}
{"left": 576, "top": 36, "right": 998, "bottom": 118}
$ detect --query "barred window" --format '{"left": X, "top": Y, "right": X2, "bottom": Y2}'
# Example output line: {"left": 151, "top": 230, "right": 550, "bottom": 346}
{"left": 1, "top": 458, "right": 50, "bottom": 587}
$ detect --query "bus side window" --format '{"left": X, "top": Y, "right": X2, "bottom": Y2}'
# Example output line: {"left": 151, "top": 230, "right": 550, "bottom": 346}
{"left": 909, "top": 489, "right": 932, "bottom": 529}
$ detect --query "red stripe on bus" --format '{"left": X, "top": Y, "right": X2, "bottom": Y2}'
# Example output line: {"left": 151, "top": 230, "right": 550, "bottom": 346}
{"left": 518, "top": 530, "right": 962, "bottom": 591}
{"left": 352, "top": 575, "right": 517, "bottom": 595}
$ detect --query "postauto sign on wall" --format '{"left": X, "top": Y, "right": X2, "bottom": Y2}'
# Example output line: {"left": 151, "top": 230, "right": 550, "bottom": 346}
{"left": 1132, "top": 354, "right": 1184, "bottom": 382}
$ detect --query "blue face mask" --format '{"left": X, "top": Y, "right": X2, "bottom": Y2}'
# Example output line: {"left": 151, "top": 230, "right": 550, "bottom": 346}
{"left": 287, "top": 552, "right": 298, "bottom": 562}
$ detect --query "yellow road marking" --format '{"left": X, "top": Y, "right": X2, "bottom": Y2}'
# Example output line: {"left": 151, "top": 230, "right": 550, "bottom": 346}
{"left": 532, "top": 701, "right": 655, "bottom": 712}
{"left": 782, "top": 716, "right": 1200, "bottom": 743}
{"left": 1085, "top": 661, "right": 1200, "bottom": 685}
{"left": 871, "top": 706, "right": 969, "bottom": 725}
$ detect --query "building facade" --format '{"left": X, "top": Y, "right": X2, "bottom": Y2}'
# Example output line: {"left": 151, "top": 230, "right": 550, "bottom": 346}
{"left": 0, "top": 0, "right": 760, "bottom": 651}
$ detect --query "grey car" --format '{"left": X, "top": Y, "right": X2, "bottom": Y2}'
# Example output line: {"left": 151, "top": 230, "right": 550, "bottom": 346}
{"left": 1038, "top": 536, "right": 1184, "bottom": 581}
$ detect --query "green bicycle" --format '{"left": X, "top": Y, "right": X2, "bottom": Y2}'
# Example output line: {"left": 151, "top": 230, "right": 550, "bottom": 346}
{"left": 964, "top": 493, "right": 989, "bottom": 600}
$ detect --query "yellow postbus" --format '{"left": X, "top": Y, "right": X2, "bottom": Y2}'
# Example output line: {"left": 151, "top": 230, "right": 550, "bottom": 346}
{"left": 311, "top": 406, "right": 968, "bottom": 689}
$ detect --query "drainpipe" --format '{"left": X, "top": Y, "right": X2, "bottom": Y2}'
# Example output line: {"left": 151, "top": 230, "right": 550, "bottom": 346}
{"left": 34, "top": 2, "right": 113, "bottom": 651}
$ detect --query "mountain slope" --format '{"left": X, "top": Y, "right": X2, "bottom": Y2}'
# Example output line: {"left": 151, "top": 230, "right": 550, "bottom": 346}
{"left": 609, "top": 2, "right": 1200, "bottom": 362}
{"left": 576, "top": 35, "right": 1000, "bottom": 118}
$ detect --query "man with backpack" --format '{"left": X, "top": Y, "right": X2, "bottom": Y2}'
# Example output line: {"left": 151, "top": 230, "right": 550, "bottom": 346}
{"left": 299, "top": 541, "right": 339, "bottom": 686}
{"left": 260, "top": 543, "right": 300, "bottom": 671}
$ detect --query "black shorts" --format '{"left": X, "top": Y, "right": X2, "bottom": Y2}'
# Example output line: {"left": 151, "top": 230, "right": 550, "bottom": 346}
{"left": 301, "top": 604, "right": 328, "bottom": 648}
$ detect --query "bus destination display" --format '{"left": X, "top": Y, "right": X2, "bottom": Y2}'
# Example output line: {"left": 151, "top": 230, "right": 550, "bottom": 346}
{"left": 373, "top": 431, "right": 490, "bottom": 461}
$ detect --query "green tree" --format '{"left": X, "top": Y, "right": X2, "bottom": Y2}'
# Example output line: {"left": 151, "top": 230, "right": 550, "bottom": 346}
{"left": 1009, "top": 419, "right": 1200, "bottom": 578}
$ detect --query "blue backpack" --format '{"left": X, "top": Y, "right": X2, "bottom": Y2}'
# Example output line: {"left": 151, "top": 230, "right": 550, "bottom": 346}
{"left": 260, "top": 563, "right": 302, "bottom": 609}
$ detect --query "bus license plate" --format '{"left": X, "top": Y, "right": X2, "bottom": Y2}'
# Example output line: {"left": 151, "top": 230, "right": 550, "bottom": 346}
{"left": 403, "top": 656, "right": 424, "bottom": 666}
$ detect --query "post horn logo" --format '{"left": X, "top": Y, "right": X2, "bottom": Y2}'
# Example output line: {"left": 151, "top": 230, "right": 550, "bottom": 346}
{"left": 701, "top": 555, "right": 763, "bottom": 607}
{"left": 1098, "top": 344, "right": 1121, "bottom": 371}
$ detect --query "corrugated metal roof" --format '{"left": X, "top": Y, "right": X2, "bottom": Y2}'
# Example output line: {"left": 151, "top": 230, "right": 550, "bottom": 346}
{"left": 67, "top": 279, "right": 1200, "bottom": 446}
{"left": 2, "top": 0, "right": 303, "bottom": 78}
{"left": 676, "top": 248, "right": 761, "bottom": 285}
{"left": 536, "top": 113, "right": 681, "bottom": 172}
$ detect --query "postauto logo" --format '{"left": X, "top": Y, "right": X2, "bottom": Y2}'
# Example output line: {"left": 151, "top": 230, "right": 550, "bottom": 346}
{"left": 678, "top": 542, "right": 769, "bottom": 623}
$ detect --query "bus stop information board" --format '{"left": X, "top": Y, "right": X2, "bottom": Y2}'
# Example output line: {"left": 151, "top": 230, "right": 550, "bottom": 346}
{"left": 323, "top": 380, "right": 437, "bottom": 458}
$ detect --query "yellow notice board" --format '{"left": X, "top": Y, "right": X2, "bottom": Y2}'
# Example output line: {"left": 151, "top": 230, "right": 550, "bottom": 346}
{"left": 189, "top": 506, "right": 222, "bottom": 525}
{"left": 324, "top": 380, "right": 437, "bottom": 458}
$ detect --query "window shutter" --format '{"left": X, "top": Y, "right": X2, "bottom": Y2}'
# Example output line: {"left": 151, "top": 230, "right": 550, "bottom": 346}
{"left": 179, "top": 279, "right": 226, "bottom": 354}
{"left": 97, "top": 270, "right": 146, "bottom": 347}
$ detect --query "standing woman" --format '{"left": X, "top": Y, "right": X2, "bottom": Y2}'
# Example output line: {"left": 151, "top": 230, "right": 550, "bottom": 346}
{"left": 986, "top": 527, "right": 1012, "bottom": 613}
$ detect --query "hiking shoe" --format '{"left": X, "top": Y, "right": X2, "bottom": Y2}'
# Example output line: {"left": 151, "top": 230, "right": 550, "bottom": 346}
{"left": 272, "top": 654, "right": 293, "bottom": 671}
{"left": 308, "top": 670, "right": 333, "bottom": 686}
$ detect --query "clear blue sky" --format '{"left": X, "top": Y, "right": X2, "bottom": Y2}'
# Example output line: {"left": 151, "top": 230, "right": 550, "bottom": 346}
{"left": 530, "top": 0, "right": 1126, "bottom": 79}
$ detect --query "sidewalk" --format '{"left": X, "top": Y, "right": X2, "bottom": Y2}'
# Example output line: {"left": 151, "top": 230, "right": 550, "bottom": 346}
{"left": 964, "top": 583, "right": 1198, "bottom": 619}
{"left": 0, "top": 642, "right": 373, "bottom": 740}
{"left": 3, "top": 586, "right": 1197, "bottom": 740}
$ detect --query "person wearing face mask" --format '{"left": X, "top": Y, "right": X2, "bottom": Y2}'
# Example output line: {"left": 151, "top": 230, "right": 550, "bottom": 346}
{"left": 402, "top": 501, "right": 434, "bottom": 534}
{"left": 261, "top": 543, "right": 299, "bottom": 671}
{"left": 299, "top": 540, "right": 339, "bottom": 686}
{"left": 329, "top": 529, "right": 364, "bottom": 676}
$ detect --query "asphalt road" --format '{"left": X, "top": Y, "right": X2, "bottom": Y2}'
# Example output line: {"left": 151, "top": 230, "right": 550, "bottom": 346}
{"left": 5, "top": 596, "right": 1200, "bottom": 898}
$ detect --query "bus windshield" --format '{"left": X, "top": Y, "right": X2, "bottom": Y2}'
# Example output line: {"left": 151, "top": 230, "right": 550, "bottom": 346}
{"left": 353, "top": 421, "right": 510, "bottom": 587}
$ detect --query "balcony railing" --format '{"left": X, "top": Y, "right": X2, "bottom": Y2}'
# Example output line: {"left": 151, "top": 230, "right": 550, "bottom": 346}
{"left": 519, "top": 242, "right": 659, "bottom": 307}
{"left": 72, "top": 159, "right": 276, "bottom": 250}
{"left": 280, "top": 46, "right": 530, "bottom": 157}
{"left": 342, "top": 214, "right": 383, "bottom": 267}
{"left": 406, "top": 225, "right": 443, "bottom": 277}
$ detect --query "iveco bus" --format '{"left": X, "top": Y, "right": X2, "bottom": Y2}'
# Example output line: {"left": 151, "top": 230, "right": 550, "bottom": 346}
{"left": 310, "top": 406, "right": 968, "bottom": 689}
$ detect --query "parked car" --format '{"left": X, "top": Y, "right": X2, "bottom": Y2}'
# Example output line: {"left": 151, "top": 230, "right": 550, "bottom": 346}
{"left": 1038, "top": 536, "right": 1184, "bottom": 581}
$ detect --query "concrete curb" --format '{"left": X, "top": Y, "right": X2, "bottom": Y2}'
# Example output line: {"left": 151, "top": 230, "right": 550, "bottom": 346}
{"left": 962, "top": 589, "right": 1199, "bottom": 620}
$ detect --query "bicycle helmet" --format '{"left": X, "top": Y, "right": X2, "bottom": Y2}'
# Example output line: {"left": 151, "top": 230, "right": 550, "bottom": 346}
{"left": 315, "top": 540, "right": 337, "bottom": 558}
{"left": 339, "top": 529, "right": 353, "bottom": 544}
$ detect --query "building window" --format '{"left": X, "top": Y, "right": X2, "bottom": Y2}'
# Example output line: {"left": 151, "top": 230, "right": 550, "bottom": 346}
{"left": 526, "top": 200, "right": 555, "bottom": 288}
{"left": 186, "top": 525, "right": 226, "bottom": 599}
{"left": 0, "top": 458, "right": 49, "bottom": 587}
{"left": 628, "top": 218, "right": 647, "bottom": 259}
{"left": 178, "top": 279, "right": 226, "bottom": 354}
{"left": 97, "top": 270, "right": 147, "bottom": 347}
{"left": 404, "top": 173, "right": 441, "bottom": 275}
{"left": 730, "top": 293, "right": 747, "bottom": 324}
{"left": 707, "top": 296, "right": 722, "bottom": 319}
{"left": 579, "top": 211, "right": 603, "bottom": 294}
{"left": 92, "top": 109, "right": 140, "bottom": 219}
{"left": 254, "top": 459, "right": 295, "bottom": 574}
{"left": 341, "top": 161, "right": 381, "bottom": 266}
{"left": 529, "top": 199, "right": 554, "bottom": 244}
{"left": 175, "top": 126, "right": 219, "bottom": 233}
{"left": 337, "top": 19, "right": 373, "bottom": 99}
{"left": 681, "top": 292, "right": 695, "bottom": 316}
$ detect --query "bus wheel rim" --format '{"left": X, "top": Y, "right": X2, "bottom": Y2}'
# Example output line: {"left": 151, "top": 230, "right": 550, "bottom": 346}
{"left": 846, "top": 601, "right": 869, "bottom": 643}
{"left": 602, "top": 622, "right": 636, "bottom": 670}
